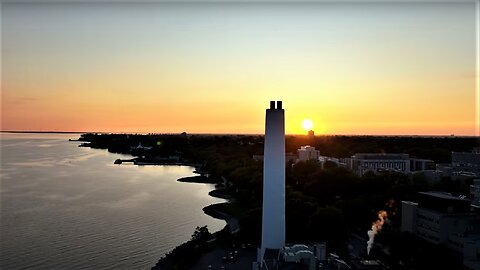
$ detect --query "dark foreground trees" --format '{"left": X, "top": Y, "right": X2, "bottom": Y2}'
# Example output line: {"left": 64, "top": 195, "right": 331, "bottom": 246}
{"left": 80, "top": 133, "right": 478, "bottom": 268}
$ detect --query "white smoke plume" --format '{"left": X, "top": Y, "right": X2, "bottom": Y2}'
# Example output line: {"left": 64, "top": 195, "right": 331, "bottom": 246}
{"left": 367, "top": 210, "right": 388, "bottom": 255}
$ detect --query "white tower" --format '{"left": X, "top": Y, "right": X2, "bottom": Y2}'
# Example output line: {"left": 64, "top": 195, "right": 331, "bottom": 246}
{"left": 259, "top": 100, "right": 285, "bottom": 262}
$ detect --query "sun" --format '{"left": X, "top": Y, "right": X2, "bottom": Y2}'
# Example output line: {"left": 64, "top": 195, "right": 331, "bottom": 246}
{"left": 302, "top": 119, "right": 314, "bottom": 131}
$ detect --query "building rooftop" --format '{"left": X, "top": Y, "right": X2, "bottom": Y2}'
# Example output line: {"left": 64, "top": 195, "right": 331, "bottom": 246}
{"left": 418, "top": 191, "right": 471, "bottom": 213}
{"left": 350, "top": 259, "right": 386, "bottom": 270}
{"left": 298, "top": 145, "right": 317, "bottom": 151}
{"left": 419, "top": 191, "right": 470, "bottom": 202}
{"left": 402, "top": 201, "right": 418, "bottom": 206}
{"left": 352, "top": 153, "right": 409, "bottom": 160}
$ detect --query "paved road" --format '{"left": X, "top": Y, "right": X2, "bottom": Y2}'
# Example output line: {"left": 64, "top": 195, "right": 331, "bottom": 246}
{"left": 191, "top": 246, "right": 256, "bottom": 270}
{"left": 206, "top": 207, "right": 240, "bottom": 234}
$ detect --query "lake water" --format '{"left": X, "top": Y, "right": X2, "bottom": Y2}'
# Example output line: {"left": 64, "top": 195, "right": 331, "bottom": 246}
{"left": 0, "top": 133, "right": 226, "bottom": 270}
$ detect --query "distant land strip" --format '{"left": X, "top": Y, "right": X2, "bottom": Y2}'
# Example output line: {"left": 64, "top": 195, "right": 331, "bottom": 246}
{"left": 1, "top": 130, "right": 479, "bottom": 138}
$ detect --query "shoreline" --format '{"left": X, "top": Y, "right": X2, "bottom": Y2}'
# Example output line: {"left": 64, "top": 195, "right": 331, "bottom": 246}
{"left": 151, "top": 176, "right": 239, "bottom": 269}
{"left": 177, "top": 175, "right": 217, "bottom": 184}
{"left": 150, "top": 172, "right": 238, "bottom": 269}
{"left": 176, "top": 176, "right": 237, "bottom": 229}
{"left": 77, "top": 139, "right": 239, "bottom": 269}
{"left": 113, "top": 158, "right": 239, "bottom": 260}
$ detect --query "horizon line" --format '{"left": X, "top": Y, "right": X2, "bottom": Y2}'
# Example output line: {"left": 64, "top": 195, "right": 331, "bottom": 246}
{"left": 1, "top": 130, "right": 479, "bottom": 138}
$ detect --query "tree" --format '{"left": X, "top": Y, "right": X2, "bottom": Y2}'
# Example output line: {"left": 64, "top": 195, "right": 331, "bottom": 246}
{"left": 191, "top": 226, "right": 211, "bottom": 243}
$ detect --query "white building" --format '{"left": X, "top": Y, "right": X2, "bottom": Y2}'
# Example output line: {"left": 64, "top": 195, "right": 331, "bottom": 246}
{"left": 401, "top": 201, "right": 418, "bottom": 233}
{"left": 410, "top": 158, "right": 435, "bottom": 171}
{"left": 298, "top": 145, "right": 320, "bottom": 162}
{"left": 471, "top": 179, "right": 480, "bottom": 206}
{"left": 259, "top": 101, "right": 286, "bottom": 264}
{"left": 130, "top": 142, "right": 152, "bottom": 151}
{"left": 401, "top": 192, "right": 480, "bottom": 254}
{"left": 318, "top": 156, "right": 344, "bottom": 168}
{"left": 349, "top": 153, "right": 410, "bottom": 175}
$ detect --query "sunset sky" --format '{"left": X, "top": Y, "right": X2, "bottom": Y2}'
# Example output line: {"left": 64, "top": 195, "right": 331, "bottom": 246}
{"left": 1, "top": 2, "right": 478, "bottom": 135}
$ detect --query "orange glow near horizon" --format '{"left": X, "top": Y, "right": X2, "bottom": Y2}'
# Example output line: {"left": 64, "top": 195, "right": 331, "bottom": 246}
{"left": 1, "top": 3, "right": 477, "bottom": 136}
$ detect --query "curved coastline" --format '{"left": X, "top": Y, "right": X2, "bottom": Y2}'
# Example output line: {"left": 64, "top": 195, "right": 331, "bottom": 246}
{"left": 107, "top": 155, "right": 236, "bottom": 269}
{"left": 75, "top": 135, "right": 239, "bottom": 269}
{"left": 176, "top": 175, "right": 237, "bottom": 231}
{"left": 110, "top": 161, "right": 236, "bottom": 269}
{"left": 177, "top": 175, "right": 217, "bottom": 184}
{"left": 150, "top": 173, "right": 237, "bottom": 270}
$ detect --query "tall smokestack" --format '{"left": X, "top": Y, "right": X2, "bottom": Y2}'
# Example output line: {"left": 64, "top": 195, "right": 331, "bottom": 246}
{"left": 259, "top": 101, "right": 286, "bottom": 262}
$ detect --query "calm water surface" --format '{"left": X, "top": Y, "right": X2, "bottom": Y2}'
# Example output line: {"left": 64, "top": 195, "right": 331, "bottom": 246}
{"left": 0, "top": 133, "right": 225, "bottom": 270}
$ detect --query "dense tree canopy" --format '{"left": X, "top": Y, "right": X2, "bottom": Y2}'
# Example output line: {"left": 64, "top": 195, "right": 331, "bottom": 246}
{"left": 80, "top": 133, "right": 478, "bottom": 261}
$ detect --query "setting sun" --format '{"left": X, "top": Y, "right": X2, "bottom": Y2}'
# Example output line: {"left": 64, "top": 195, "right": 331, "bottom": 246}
{"left": 302, "top": 119, "right": 313, "bottom": 131}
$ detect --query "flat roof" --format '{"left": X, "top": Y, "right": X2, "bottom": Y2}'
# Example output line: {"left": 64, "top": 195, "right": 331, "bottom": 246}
{"left": 419, "top": 191, "right": 470, "bottom": 202}
{"left": 402, "top": 201, "right": 418, "bottom": 206}
{"left": 352, "top": 153, "right": 409, "bottom": 160}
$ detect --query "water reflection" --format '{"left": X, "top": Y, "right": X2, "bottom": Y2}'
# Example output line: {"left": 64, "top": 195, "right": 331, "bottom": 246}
{"left": 0, "top": 133, "right": 225, "bottom": 270}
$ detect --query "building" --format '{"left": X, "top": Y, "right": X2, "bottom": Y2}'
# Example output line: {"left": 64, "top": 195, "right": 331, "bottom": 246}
{"left": 451, "top": 151, "right": 480, "bottom": 176}
{"left": 463, "top": 236, "right": 480, "bottom": 270}
{"left": 308, "top": 130, "right": 315, "bottom": 140}
{"left": 298, "top": 145, "right": 320, "bottom": 162}
{"left": 253, "top": 243, "right": 327, "bottom": 270}
{"left": 349, "top": 153, "right": 410, "bottom": 175}
{"left": 130, "top": 142, "right": 152, "bottom": 151}
{"left": 401, "top": 201, "right": 418, "bottom": 234}
{"left": 281, "top": 244, "right": 326, "bottom": 270}
{"left": 318, "top": 155, "right": 345, "bottom": 168}
{"left": 453, "top": 152, "right": 480, "bottom": 167}
{"left": 436, "top": 151, "right": 480, "bottom": 179}
{"left": 401, "top": 192, "right": 480, "bottom": 254}
{"left": 259, "top": 101, "right": 286, "bottom": 264}
{"left": 348, "top": 153, "right": 435, "bottom": 176}
{"left": 410, "top": 158, "right": 435, "bottom": 171}
{"left": 349, "top": 260, "right": 386, "bottom": 270}
{"left": 471, "top": 179, "right": 480, "bottom": 206}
